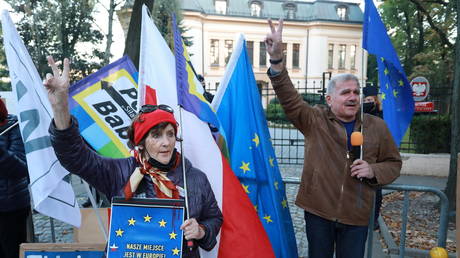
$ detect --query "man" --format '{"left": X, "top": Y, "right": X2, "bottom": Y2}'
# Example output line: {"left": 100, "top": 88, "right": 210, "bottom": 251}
{"left": 197, "top": 74, "right": 214, "bottom": 103}
{"left": 265, "top": 19, "right": 401, "bottom": 258}
{"left": 0, "top": 99, "right": 30, "bottom": 258}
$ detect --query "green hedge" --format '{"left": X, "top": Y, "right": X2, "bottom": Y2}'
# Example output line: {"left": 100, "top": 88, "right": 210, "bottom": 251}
{"left": 267, "top": 93, "right": 324, "bottom": 124}
{"left": 411, "top": 114, "right": 451, "bottom": 154}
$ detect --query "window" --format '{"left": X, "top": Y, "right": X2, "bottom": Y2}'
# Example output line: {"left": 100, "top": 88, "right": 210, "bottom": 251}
{"left": 210, "top": 39, "right": 219, "bottom": 66}
{"left": 337, "top": 5, "right": 348, "bottom": 20}
{"left": 250, "top": 2, "right": 262, "bottom": 17}
{"left": 247, "top": 41, "right": 254, "bottom": 65}
{"left": 292, "top": 43, "right": 300, "bottom": 68}
{"left": 215, "top": 0, "right": 227, "bottom": 14}
{"left": 350, "top": 45, "right": 356, "bottom": 70}
{"left": 283, "top": 3, "right": 296, "bottom": 19}
{"left": 338, "top": 44, "right": 346, "bottom": 69}
{"left": 259, "top": 41, "right": 266, "bottom": 67}
{"left": 224, "top": 40, "right": 233, "bottom": 64}
{"left": 328, "top": 44, "right": 334, "bottom": 69}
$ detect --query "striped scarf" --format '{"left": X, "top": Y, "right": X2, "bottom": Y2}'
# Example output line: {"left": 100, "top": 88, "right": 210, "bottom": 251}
{"left": 124, "top": 151, "right": 180, "bottom": 199}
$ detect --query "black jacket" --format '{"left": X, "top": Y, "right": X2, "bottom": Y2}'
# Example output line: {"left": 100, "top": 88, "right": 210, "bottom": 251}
{"left": 49, "top": 117, "right": 222, "bottom": 257}
{"left": 0, "top": 114, "right": 30, "bottom": 212}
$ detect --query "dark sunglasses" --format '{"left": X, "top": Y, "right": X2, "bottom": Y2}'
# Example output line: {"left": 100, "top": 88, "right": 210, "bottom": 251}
{"left": 139, "top": 104, "right": 174, "bottom": 114}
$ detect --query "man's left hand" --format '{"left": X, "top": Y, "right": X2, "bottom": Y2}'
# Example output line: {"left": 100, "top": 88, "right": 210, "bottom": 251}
{"left": 350, "top": 159, "right": 375, "bottom": 179}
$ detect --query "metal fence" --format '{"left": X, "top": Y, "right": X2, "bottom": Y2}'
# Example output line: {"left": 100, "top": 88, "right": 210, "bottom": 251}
{"left": 283, "top": 177, "right": 450, "bottom": 258}
{"left": 206, "top": 78, "right": 453, "bottom": 164}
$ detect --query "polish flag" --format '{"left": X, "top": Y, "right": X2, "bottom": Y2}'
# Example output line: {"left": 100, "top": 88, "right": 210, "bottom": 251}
{"left": 138, "top": 5, "right": 274, "bottom": 257}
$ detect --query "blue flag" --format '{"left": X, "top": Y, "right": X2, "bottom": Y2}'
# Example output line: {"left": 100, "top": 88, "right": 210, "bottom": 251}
{"left": 362, "top": 0, "right": 414, "bottom": 146}
{"left": 213, "top": 35, "right": 298, "bottom": 258}
{"left": 107, "top": 198, "right": 185, "bottom": 257}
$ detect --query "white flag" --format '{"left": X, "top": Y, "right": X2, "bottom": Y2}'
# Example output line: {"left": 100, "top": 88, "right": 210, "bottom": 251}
{"left": 1, "top": 10, "right": 81, "bottom": 227}
{"left": 139, "top": 6, "right": 222, "bottom": 256}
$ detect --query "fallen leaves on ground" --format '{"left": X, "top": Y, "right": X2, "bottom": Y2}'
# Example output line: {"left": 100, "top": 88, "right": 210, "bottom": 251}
{"left": 381, "top": 191, "right": 456, "bottom": 253}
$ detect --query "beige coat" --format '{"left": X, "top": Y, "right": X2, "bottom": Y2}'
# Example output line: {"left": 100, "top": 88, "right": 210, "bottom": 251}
{"left": 269, "top": 69, "right": 401, "bottom": 226}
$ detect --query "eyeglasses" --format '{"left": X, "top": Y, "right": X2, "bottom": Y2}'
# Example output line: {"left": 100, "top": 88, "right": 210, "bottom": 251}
{"left": 139, "top": 104, "right": 174, "bottom": 114}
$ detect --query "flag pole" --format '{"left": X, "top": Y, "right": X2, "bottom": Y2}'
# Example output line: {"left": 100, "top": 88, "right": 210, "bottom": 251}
{"left": 0, "top": 120, "right": 18, "bottom": 136}
{"left": 360, "top": 45, "right": 366, "bottom": 160}
{"left": 178, "top": 105, "right": 194, "bottom": 251}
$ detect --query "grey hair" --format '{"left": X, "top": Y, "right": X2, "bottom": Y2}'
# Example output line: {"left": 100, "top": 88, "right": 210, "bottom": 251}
{"left": 326, "top": 73, "right": 360, "bottom": 95}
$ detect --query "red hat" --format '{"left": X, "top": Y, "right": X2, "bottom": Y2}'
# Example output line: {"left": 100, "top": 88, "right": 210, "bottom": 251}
{"left": 0, "top": 100, "right": 8, "bottom": 126}
{"left": 133, "top": 109, "right": 177, "bottom": 145}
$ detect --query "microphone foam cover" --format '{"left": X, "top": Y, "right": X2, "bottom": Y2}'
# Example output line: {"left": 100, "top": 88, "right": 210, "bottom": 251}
{"left": 351, "top": 132, "right": 363, "bottom": 146}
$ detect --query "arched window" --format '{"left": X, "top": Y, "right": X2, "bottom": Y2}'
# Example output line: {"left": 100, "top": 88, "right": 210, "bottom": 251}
{"left": 336, "top": 5, "right": 348, "bottom": 20}
{"left": 283, "top": 3, "right": 297, "bottom": 19}
{"left": 250, "top": 1, "right": 262, "bottom": 17}
{"left": 215, "top": 0, "right": 227, "bottom": 15}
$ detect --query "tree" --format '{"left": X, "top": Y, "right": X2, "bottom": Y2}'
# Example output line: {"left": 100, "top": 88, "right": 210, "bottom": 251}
{"left": 0, "top": 27, "right": 11, "bottom": 91}
{"left": 122, "top": 0, "right": 192, "bottom": 69}
{"left": 5, "top": 0, "right": 104, "bottom": 81}
{"left": 446, "top": 0, "right": 459, "bottom": 213}
{"left": 152, "top": 0, "right": 192, "bottom": 49}
{"left": 98, "top": 0, "right": 124, "bottom": 66}
{"left": 123, "top": 0, "right": 154, "bottom": 69}
{"left": 379, "top": 0, "right": 456, "bottom": 86}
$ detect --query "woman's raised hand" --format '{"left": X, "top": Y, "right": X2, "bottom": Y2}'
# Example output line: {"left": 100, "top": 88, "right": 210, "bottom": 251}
{"left": 43, "top": 56, "right": 71, "bottom": 129}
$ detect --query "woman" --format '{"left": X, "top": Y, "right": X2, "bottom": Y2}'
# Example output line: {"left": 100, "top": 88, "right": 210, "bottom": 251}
{"left": 44, "top": 56, "right": 222, "bottom": 257}
{"left": 0, "top": 99, "right": 30, "bottom": 258}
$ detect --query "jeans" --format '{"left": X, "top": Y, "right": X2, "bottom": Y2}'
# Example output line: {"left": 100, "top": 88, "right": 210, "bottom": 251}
{"left": 304, "top": 211, "right": 368, "bottom": 258}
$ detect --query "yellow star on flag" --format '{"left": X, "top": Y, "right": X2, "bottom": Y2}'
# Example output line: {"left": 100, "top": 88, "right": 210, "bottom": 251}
{"left": 169, "top": 231, "right": 177, "bottom": 239}
{"left": 144, "top": 214, "right": 152, "bottom": 222}
{"left": 393, "top": 89, "right": 399, "bottom": 98}
{"left": 380, "top": 57, "right": 385, "bottom": 62}
{"left": 242, "top": 183, "right": 250, "bottom": 194}
{"left": 281, "top": 199, "right": 288, "bottom": 208}
{"left": 263, "top": 215, "right": 273, "bottom": 223}
{"left": 399, "top": 80, "right": 404, "bottom": 86}
{"left": 239, "top": 161, "right": 250, "bottom": 174}
{"left": 385, "top": 83, "right": 389, "bottom": 89}
{"left": 158, "top": 219, "right": 167, "bottom": 227}
{"left": 384, "top": 68, "right": 389, "bottom": 75}
{"left": 115, "top": 228, "right": 124, "bottom": 237}
{"left": 381, "top": 92, "right": 386, "bottom": 100}
{"left": 269, "top": 157, "right": 274, "bottom": 167}
{"left": 274, "top": 181, "right": 279, "bottom": 190}
{"left": 254, "top": 205, "right": 258, "bottom": 212}
{"left": 172, "top": 247, "right": 180, "bottom": 255}
{"left": 128, "top": 217, "right": 136, "bottom": 226}
{"left": 252, "top": 133, "right": 260, "bottom": 147}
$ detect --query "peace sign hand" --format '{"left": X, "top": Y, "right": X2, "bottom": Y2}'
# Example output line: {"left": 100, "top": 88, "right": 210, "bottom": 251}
{"left": 43, "top": 56, "right": 71, "bottom": 129}
{"left": 265, "top": 18, "right": 284, "bottom": 61}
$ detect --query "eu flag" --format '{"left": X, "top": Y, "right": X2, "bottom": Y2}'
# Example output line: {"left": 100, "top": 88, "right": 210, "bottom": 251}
{"left": 107, "top": 198, "right": 185, "bottom": 257}
{"left": 362, "top": 0, "right": 414, "bottom": 146}
{"left": 213, "top": 35, "right": 298, "bottom": 258}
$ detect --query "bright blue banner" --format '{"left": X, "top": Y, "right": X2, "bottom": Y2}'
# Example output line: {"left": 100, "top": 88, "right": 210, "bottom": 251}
{"left": 214, "top": 36, "right": 298, "bottom": 258}
{"left": 362, "top": 0, "right": 414, "bottom": 146}
{"left": 107, "top": 198, "right": 184, "bottom": 258}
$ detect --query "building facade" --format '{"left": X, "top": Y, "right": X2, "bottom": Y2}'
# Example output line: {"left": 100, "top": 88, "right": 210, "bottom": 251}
{"left": 119, "top": 0, "right": 366, "bottom": 104}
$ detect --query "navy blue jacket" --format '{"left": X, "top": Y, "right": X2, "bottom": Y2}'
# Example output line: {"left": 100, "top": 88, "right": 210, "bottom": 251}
{"left": 49, "top": 117, "right": 222, "bottom": 257}
{"left": 0, "top": 115, "right": 30, "bottom": 212}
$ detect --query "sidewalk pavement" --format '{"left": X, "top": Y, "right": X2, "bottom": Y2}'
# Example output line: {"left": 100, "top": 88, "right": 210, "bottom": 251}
{"left": 31, "top": 170, "right": 451, "bottom": 257}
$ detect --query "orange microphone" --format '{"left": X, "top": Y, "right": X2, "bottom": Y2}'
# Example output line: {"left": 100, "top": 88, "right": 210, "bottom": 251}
{"left": 351, "top": 132, "right": 363, "bottom": 147}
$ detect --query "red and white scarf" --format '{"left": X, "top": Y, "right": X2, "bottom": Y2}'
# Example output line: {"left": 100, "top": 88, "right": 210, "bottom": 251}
{"left": 124, "top": 151, "right": 180, "bottom": 199}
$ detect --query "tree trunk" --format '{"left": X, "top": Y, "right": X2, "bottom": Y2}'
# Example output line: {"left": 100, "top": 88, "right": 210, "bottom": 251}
{"left": 445, "top": 0, "right": 460, "bottom": 212}
{"left": 103, "top": 0, "right": 116, "bottom": 65}
{"left": 123, "top": 0, "right": 154, "bottom": 69}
